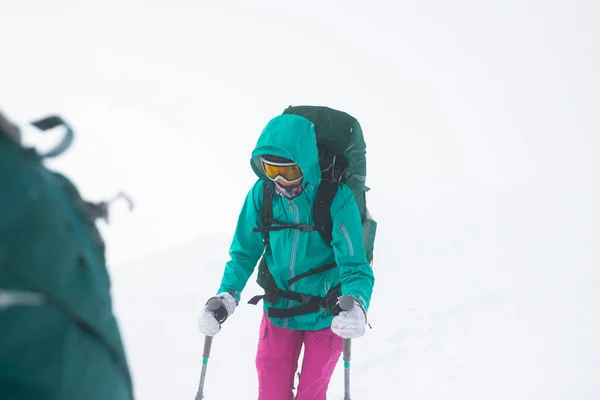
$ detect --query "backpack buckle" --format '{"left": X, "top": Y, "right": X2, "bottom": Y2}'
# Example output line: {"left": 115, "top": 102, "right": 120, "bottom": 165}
{"left": 297, "top": 224, "right": 315, "bottom": 232}
{"left": 263, "top": 290, "right": 280, "bottom": 304}
{"left": 297, "top": 293, "right": 314, "bottom": 304}
{"left": 324, "top": 295, "right": 339, "bottom": 310}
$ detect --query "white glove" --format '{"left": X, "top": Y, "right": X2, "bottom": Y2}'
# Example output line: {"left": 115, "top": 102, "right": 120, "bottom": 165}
{"left": 331, "top": 296, "right": 368, "bottom": 339}
{"left": 198, "top": 292, "right": 237, "bottom": 336}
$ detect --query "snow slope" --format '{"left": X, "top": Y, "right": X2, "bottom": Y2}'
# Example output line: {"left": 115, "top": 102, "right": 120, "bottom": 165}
{"left": 111, "top": 225, "right": 600, "bottom": 399}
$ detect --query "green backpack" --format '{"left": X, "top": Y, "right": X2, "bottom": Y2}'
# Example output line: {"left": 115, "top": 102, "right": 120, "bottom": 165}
{"left": 0, "top": 112, "right": 134, "bottom": 400}
{"left": 280, "top": 105, "right": 377, "bottom": 263}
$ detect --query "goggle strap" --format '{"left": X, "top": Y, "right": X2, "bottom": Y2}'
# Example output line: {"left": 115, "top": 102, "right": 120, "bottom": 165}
{"left": 260, "top": 157, "right": 297, "bottom": 167}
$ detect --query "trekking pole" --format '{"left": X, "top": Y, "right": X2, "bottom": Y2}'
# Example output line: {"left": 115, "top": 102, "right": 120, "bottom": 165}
{"left": 338, "top": 295, "right": 355, "bottom": 400}
{"left": 195, "top": 298, "right": 223, "bottom": 400}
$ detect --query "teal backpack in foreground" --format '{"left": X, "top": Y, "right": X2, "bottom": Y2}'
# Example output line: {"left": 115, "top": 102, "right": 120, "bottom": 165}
{"left": 0, "top": 112, "right": 134, "bottom": 400}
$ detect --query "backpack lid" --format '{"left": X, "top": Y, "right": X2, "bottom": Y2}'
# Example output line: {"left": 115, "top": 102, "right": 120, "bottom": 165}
{"left": 282, "top": 105, "right": 368, "bottom": 195}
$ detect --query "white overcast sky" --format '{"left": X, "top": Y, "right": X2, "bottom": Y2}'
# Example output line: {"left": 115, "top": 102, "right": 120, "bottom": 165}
{"left": 1, "top": 0, "right": 598, "bottom": 276}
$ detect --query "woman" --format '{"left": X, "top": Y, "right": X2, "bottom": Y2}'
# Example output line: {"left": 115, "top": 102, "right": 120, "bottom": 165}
{"left": 199, "top": 113, "right": 375, "bottom": 400}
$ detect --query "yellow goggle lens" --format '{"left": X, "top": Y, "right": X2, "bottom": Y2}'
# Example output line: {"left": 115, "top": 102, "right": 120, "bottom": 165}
{"left": 262, "top": 161, "right": 303, "bottom": 182}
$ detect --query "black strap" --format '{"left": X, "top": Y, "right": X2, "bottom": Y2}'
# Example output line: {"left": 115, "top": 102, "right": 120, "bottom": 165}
{"left": 267, "top": 295, "right": 336, "bottom": 318}
{"left": 259, "top": 182, "right": 275, "bottom": 248}
{"left": 248, "top": 294, "right": 265, "bottom": 306}
{"left": 253, "top": 223, "right": 315, "bottom": 232}
{"left": 248, "top": 285, "right": 341, "bottom": 319}
{"left": 312, "top": 153, "right": 348, "bottom": 246}
{"left": 287, "top": 262, "right": 337, "bottom": 286}
{"left": 248, "top": 288, "right": 304, "bottom": 306}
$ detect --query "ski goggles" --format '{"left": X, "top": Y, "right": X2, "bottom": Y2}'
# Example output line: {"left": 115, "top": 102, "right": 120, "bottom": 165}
{"left": 261, "top": 157, "right": 303, "bottom": 183}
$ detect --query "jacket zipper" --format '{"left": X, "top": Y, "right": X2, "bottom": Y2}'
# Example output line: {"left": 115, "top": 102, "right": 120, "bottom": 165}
{"left": 341, "top": 222, "right": 355, "bottom": 257}
{"left": 285, "top": 200, "right": 300, "bottom": 328}
{"left": 289, "top": 201, "right": 300, "bottom": 285}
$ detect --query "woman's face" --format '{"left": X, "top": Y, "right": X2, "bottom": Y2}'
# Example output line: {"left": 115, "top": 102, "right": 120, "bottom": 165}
{"left": 274, "top": 176, "right": 303, "bottom": 189}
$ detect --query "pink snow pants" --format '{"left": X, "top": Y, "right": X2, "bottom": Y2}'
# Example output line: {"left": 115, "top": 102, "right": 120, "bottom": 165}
{"left": 255, "top": 311, "right": 343, "bottom": 400}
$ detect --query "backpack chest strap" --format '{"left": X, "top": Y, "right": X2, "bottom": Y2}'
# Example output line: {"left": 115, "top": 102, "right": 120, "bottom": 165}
{"left": 253, "top": 223, "right": 315, "bottom": 234}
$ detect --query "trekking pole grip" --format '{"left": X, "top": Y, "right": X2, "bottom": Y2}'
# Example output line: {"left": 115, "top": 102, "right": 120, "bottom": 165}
{"left": 338, "top": 295, "right": 355, "bottom": 312}
{"left": 206, "top": 297, "right": 223, "bottom": 312}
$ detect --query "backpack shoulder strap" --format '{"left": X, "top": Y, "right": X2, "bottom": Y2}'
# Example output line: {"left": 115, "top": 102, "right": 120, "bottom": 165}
{"left": 259, "top": 182, "right": 274, "bottom": 248}
{"left": 313, "top": 154, "right": 348, "bottom": 246}
{"left": 313, "top": 180, "right": 338, "bottom": 246}
{"left": 262, "top": 182, "right": 274, "bottom": 223}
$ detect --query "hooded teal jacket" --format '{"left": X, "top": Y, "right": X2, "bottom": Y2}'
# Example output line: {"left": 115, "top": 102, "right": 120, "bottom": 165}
{"left": 217, "top": 114, "right": 375, "bottom": 330}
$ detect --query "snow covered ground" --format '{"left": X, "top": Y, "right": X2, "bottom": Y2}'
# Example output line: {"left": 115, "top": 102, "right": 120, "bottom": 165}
{"left": 111, "top": 224, "right": 600, "bottom": 399}
{"left": 109, "top": 162, "right": 600, "bottom": 400}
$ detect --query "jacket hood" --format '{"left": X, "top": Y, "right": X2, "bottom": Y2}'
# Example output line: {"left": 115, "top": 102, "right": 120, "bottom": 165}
{"left": 250, "top": 114, "right": 320, "bottom": 196}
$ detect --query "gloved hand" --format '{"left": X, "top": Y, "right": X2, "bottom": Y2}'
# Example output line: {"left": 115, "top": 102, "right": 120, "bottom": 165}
{"left": 198, "top": 292, "right": 237, "bottom": 336}
{"left": 331, "top": 296, "right": 368, "bottom": 339}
